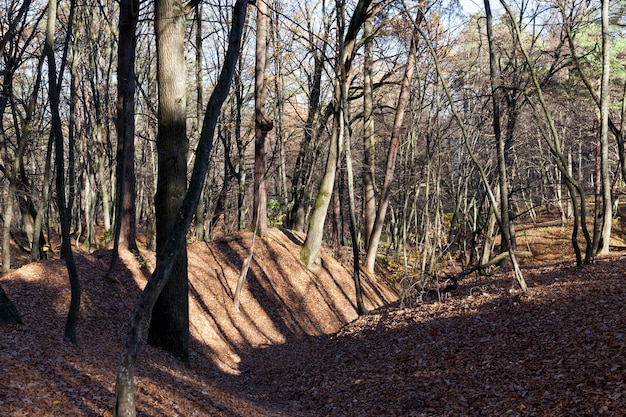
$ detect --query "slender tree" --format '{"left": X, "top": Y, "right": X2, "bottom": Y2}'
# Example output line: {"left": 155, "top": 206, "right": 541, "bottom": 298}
{"left": 106, "top": 0, "right": 140, "bottom": 281}
{"left": 252, "top": 0, "right": 273, "bottom": 236}
{"left": 484, "top": 0, "right": 515, "bottom": 258}
{"left": 45, "top": 0, "right": 81, "bottom": 342}
{"left": 598, "top": 0, "right": 611, "bottom": 255}
{"left": 362, "top": 10, "right": 376, "bottom": 247}
{"left": 364, "top": 6, "right": 421, "bottom": 273}
{"left": 301, "top": 0, "right": 375, "bottom": 268}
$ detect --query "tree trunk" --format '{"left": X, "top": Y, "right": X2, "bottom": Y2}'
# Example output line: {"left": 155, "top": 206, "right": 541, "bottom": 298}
{"left": 106, "top": 0, "right": 139, "bottom": 280}
{"left": 364, "top": 8, "right": 419, "bottom": 273}
{"left": 336, "top": 0, "right": 366, "bottom": 314}
{"left": 484, "top": 0, "right": 514, "bottom": 259}
{"left": 500, "top": 0, "right": 592, "bottom": 266}
{"left": 2, "top": 184, "right": 13, "bottom": 273}
{"left": 301, "top": 0, "right": 374, "bottom": 268}
{"left": 194, "top": 4, "right": 205, "bottom": 241}
{"left": 45, "top": 0, "right": 81, "bottom": 343}
{"left": 147, "top": 0, "right": 190, "bottom": 363}
{"left": 598, "top": 0, "right": 611, "bottom": 255}
{"left": 252, "top": 0, "right": 273, "bottom": 236}
{"left": 113, "top": 3, "right": 247, "bottom": 415}
{"left": 362, "top": 12, "right": 376, "bottom": 247}
{"left": 287, "top": 17, "right": 329, "bottom": 232}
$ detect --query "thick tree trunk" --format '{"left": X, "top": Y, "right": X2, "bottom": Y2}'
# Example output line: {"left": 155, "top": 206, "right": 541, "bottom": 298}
{"left": 147, "top": 0, "right": 190, "bottom": 363}
{"left": 113, "top": 3, "right": 247, "bottom": 415}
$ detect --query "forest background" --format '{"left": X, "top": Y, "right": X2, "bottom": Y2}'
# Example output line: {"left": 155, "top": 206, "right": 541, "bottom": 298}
{"left": 1, "top": 0, "right": 625, "bottom": 414}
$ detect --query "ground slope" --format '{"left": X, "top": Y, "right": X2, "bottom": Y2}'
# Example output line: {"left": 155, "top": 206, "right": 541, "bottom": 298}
{"left": 2, "top": 227, "right": 626, "bottom": 416}
{"left": 0, "top": 228, "right": 395, "bottom": 416}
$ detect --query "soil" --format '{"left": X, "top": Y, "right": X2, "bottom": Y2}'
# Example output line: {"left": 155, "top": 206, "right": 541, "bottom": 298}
{"left": 1, "top": 225, "right": 626, "bottom": 416}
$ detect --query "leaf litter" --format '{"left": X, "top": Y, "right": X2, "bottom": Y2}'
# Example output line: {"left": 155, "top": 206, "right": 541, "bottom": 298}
{"left": 1, "top": 228, "right": 626, "bottom": 416}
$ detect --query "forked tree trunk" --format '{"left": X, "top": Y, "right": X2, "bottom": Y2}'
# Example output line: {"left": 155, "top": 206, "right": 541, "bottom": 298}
{"left": 45, "top": 0, "right": 82, "bottom": 342}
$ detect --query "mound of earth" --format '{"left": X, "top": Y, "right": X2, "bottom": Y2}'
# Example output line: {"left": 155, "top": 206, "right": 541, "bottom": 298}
{"left": 185, "top": 228, "right": 397, "bottom": 372}
{"left": 0, "top": 227, "right": 396, "bottom": 416}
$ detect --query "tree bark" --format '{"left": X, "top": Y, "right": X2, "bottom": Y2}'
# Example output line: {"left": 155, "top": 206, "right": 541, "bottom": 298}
{"left": 114, "top": 2, "right": 248, "bottom": 416}
{"left": 252, "top": 0, "right": 273, "bottom": 236}
{"left": 484, "top": 0, "right": 515, "bottom": 259}
{"left": 301, "top": 0, "right": 375, "bottom": 268}
{"left": 45, "top": 0, "right": 81, "bottom": 343}
{"left": 364, "top": 8, "right": 420, "bottom": 273}
{"left": 362, "top": 12, "right": 376, "bottom": 247}
{"left": 147, "top": 0, "right": 190, "bottom": 363}
{"left": 287, "top": 13, "right": 330, "bottom": 232}
{"left": 598, "top": 0, "right": 611, "bottom": 255}
{"left": 106, "top": 0, "right": 139, "bottom": 281}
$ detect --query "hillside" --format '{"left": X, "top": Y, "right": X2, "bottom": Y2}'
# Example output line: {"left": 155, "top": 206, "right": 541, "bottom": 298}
{"left": 2, "top": 227, "right": 626, "bottom": 416}
{"left": 0, "top": 228, "right": 396, "bottom": 416}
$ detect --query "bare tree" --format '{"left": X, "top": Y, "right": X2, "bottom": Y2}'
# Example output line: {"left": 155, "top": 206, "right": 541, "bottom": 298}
{"left": 252, "top": 0, "right": 273, "bottom": 236}
{"left": 45, "top": 0, "right": 82, "bottom": 342}
{"left": 364, "top": 5, "right": 421, "bottom": 273}
{"left": 301, "top": 0, "right": 375, "bottom": 268}
{"left": 106, "top": 0, "right": 140, "bottom": 281}
{"left": 147, "top": 0, "right": 190, "bottom": 362}
{"left": 113, "top": 2, "right": 248, "bottom": 415}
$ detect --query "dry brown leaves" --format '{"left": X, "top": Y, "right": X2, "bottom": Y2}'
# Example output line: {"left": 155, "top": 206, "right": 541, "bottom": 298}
{"left": 1, "top": 229, "right": 626, "bottom": 416}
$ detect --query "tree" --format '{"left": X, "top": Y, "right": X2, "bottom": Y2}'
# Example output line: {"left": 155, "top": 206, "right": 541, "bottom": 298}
{"left": 147, "top": 0, "right": 190, "bottom": 362}
{"left": 45, "top": 0, "right": 82, "bottom": 342}
{"left": 252, "top": 0, "right": 273, "bottom": 236}
{"left": 499, "top": 0, "right": 592, "bottom": 266}
{"left": 286, "top": 3, "right": 332, "bottom": 232}
{"left": 105, "top": 0, "right": 140, "bottom": 281}
{"left": 113, "top": 3, "right": 248, "bottom": 415}
{"left": 362, "top": 10, "right": 376, "bottom": 247}
{"left": 301, "top": 0, "right": 375, "bottom": 268}
{"left": 484, "top": 0, "right": 515, "bottom": 258}
{"left": 364, "top": 5, "right": 421, "bottom": 273}
{"left": 598, "top": 0, "right": 611, "bottom": 255}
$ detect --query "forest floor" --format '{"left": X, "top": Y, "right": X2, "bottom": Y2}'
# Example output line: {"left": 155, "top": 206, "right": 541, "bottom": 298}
{"left": 2, "top": 220, "right": 626, "bottom": 416}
